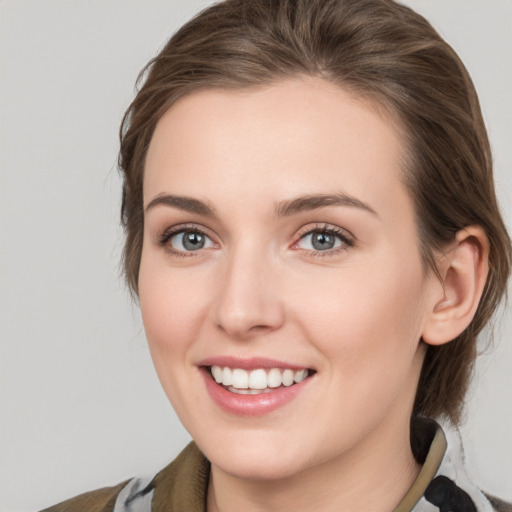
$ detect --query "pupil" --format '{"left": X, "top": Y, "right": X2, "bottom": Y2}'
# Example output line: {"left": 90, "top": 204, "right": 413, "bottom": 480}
{"left": 183, "top": 232, "right": 204, "bottom": 251}
{"left": 312, "top": 232, "right": 334, "bottom": 250}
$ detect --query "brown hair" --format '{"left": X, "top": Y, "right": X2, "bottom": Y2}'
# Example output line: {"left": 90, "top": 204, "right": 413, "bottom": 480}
{"left": 118, "top": 0, "right": 511, "bottom": 424}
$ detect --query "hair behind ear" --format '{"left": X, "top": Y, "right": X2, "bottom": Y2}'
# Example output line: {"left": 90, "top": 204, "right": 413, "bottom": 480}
{"left": 415, "top": 226, "right": 496, "bottom": 424}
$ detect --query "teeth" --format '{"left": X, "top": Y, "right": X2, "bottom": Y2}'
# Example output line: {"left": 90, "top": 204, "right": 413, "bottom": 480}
{"left": 228, "top": 387, "right": 273, "bottom": 395}
{"left": 210, "top": 365, "right": 310, "bottom": 391}
{"left": 212, "top": 365, "right": 223, "bottom": 383}
{"left": 294, "top": 369, "right": 308, "bottom": 383}
{"left": 282, "top": 369, "right": 294, "bottom": 386}
{"left": 267, "top": 368, "right": 282, "bottom": 388}
{"left": 222, "top": 367, "right": 233, "bottom": 386}
{"left": 248, "top": 369, "right": 267, "bottom": 390}
{"left": 232, "top": 369, "right": 249, "bottom": 389}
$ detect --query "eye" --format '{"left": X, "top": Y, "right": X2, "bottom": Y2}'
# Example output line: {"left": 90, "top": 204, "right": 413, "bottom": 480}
{"left": 170, "top": 230, "right": 214, "bottom": 252}
{"left": 158, "top": 227, "right": 217, "bottom": 255}
{"left": 294, "top": 226, "right": 354, "bottom": 254}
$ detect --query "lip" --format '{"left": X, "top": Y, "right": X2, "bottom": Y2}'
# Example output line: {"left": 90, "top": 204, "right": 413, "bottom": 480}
{"left": 198, "top": 356, "right": 310, "bottom": 371}
{"left": 198, "top": 359, "right": 314, "bottom": 416}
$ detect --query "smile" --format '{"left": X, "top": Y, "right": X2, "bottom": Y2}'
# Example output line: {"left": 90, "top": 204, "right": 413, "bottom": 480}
{"left": 199, "top": 359, "right": 315, "bottom": 416}
{"left": 210, "top": 366, "right": 310, "bottom": 394}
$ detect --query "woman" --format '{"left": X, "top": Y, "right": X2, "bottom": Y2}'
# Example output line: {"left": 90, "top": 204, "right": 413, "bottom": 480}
{"left": 43, "top": 0, "right": 511, "bottom": 510}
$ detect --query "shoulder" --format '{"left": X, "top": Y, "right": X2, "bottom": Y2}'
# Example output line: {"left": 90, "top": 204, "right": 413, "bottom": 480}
{"left": 39, "top": 443, "right": 209, "bottom": 512}
{"left": 151, "top": 442, "right": 210, "bottom": 511}
{"left": 40, "top": 480, "right": 130, "bottom": 512}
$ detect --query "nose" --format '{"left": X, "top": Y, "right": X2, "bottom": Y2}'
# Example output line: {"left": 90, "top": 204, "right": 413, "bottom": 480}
{"left": 211, "top": 245, "right": 285, "bottom": 340}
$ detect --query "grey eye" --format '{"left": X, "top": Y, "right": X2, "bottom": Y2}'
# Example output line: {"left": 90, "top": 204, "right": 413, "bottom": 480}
{"left": 170, "top": 231, "right": 214, "bottom": 252}
{"left": 311, "top": 232, "right": 336, "bottom": 250}
{"left": 297, "top": 230, "right": 345, "bottom": 251}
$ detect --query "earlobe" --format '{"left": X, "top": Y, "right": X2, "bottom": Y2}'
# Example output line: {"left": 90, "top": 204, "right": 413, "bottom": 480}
{"left": 422, "top": 226, "right": 489, "bottom": 346}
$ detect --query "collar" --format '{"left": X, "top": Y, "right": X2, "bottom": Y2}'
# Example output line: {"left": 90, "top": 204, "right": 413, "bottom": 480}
{"left": 400, "top": 417, "right": 497, "bottom": 512}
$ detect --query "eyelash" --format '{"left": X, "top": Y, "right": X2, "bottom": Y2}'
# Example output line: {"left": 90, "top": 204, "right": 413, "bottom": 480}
{"left": 157, "top": 224, "right": 217, "bottom": 258}
{"left": 156, "top": 223, "right": 355, "bottom": 258}
{"left": 292, "top": 224, "right": 355, "bottom": 258}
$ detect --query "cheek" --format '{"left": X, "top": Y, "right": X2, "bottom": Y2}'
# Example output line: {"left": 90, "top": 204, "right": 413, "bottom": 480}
{"left": 294, "top": 255, "right": 428, "bottom": 372}
{"left": 294, "top": 260, "right": 428, "bottom": 437}
{"left": 138, "top": 254, "right": 211, "bottom": 361}
{"left": 138, "top": 257, "right": 214, "bottom": 419}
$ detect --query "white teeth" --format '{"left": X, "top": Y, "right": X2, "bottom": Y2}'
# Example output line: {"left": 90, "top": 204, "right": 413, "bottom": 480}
{"left": 228, "top": 387, "right": 273, "bottom": 395}
{"left": 210, "top": 365, "right": 310, "bottom": 392}
{"left": 294, "top": 369, "right": 308, "bottom": 383}
{"left": 267, "top": 368, "right": 282, "bottom": 388}
{"left": 212, "top": 365, "right": 223, "bottom": 383}
{"left": 282, "top": 369, "right": 294, "bottom": 386}
{"left": 222, "top": 367, "right": 233, "bottom": 386}
{"left": 248, "top": 369, "right": 267, "bottom": 390}
{"left": 231, "top": 368, "right": 249, "bottom": 389}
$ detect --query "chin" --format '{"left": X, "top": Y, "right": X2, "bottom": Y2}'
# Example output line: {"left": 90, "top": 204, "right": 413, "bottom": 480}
{"left": 211, "top": 452, "right": 305, "bottom": 481}
{"left": 194, "top": 430, "right": 309, "bottom": 481}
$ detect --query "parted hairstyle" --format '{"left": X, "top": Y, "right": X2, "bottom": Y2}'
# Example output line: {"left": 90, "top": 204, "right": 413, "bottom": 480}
{"left": 118, "top": 0, "right": 511, "bottom": 425}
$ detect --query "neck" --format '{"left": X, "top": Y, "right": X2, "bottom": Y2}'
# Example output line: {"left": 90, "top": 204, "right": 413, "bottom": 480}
{"left": 207, "top": 415, "right": 421, "bottom": 512}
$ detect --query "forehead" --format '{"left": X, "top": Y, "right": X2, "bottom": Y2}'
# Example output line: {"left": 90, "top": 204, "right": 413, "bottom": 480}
{"left": 144, "top": 77, "right": 412, "bottom": 225}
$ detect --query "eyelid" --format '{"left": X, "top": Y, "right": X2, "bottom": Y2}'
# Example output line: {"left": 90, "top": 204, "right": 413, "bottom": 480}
{"left": 157, "top": 223, "right": 220, "bottom": 255}
{"left": 295, "top": 222, "right": 353, "bottom": 239}
{"left": 291, "top": 223, "right": 355, "bottom": 254}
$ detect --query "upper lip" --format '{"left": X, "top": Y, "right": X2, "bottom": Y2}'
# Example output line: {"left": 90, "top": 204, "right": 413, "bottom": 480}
{"left": 197, "top": 356, "right": 312, "bottom": 371}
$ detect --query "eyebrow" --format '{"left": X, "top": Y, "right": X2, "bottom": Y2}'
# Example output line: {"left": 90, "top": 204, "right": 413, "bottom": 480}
{"left": 145, "top": 194, "right": 216, "bottom": 216}
{"left": 274, "top": 193, "right": 378, "bottom": 217}
{"left": 144, "top": 192, "right": 377, "bottom": 218}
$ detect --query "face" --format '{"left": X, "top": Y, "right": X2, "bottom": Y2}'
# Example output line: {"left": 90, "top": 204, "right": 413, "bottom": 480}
{"left": 139, "top": 78, "right": 439, "bottom": 481}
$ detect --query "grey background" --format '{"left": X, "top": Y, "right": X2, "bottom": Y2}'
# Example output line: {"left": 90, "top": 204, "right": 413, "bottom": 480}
{"left": 0, "top": 1, "right": 510, "bottom": 510}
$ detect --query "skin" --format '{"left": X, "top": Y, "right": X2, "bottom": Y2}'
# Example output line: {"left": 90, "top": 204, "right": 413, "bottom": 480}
{"left": 138, "top": 77, "right": 453, "bottom": 511}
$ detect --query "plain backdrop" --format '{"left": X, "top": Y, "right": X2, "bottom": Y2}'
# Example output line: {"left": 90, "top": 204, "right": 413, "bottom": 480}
{"left": 0, "top": 1, "right": 510, "bottom": 510}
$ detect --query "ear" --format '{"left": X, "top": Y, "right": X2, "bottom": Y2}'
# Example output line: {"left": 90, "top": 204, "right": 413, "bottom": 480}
{"left": 422, "top": 226, "right": 489, "bottom": 346}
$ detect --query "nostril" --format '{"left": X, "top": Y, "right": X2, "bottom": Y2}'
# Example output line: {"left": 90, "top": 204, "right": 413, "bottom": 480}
{"left": 249, "top": 324, "right": 273, "bottom": 332}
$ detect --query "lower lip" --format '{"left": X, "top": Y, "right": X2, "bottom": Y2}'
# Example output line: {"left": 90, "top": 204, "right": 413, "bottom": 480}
{"left": 200, "top": 368, "right": 312, "bottom": 416}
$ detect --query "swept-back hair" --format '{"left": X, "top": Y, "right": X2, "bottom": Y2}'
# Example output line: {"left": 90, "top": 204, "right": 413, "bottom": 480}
{"left": 118, "top": 0, "right": 511, "bottom": 424}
